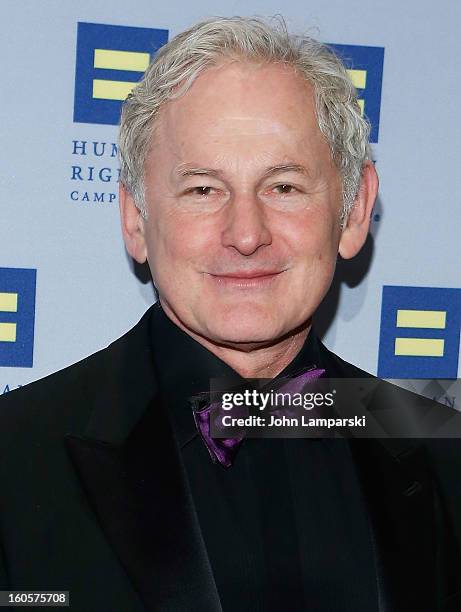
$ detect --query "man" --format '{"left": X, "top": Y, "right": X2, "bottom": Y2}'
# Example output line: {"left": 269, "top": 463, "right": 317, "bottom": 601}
{"left": 0, "top": 16, "right": 460, "bottom": 612}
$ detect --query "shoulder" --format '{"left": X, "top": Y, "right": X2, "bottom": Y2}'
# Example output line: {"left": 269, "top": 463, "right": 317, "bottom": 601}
{"left": 318, "top": 335, "right": 461, "bottom": 456}
{"left": 318, "top": 337, "right": 444, "bottom": 414}
{"left": 0, "top": 306, "right": 156, "bottom": 437}
{"left": 316, "top": 336, "right": 374, "bottom": 379}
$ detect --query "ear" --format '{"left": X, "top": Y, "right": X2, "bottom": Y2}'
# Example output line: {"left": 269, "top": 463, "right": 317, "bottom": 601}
{"left": 119, "top": 183, "right": 147, "bottom": 264}
{"left": 338, "top": 161, "right": 379, "bottom": 259}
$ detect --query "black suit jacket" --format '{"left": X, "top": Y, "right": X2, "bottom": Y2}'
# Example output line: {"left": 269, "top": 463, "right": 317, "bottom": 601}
{"left": 0, "top": 305, "right": 460, "bottom": 611}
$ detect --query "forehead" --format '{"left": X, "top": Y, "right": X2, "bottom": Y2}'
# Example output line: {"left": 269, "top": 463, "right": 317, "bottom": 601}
{"left": 148, "top": 60, "right": 332, "bottom": 173}
{"left": 157, "top": 61, "right": 317, "bottom": 134}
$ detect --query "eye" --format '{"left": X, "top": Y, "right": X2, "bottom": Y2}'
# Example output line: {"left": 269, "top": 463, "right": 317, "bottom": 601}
{"left": 273, "top": 184, "right": 296, "bottom": 194}
{"left": 188, "top": 186, "right": 215, "bottom": 197}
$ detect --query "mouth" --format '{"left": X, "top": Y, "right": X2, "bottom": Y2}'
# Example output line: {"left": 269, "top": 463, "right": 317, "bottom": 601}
{"left": 206, "top": 269, "right": 286, "bottom": 289}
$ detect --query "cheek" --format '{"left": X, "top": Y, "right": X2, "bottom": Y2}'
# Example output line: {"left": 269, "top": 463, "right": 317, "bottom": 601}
{"left": 145, "top": 212, "right": 214, "bottom": 278}
{"left": 284, "top": 207, "right": 340, "bottom": 262}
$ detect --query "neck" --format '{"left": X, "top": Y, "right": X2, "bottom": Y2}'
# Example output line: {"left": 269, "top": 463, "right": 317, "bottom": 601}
{"left": 160, "top": 303, "right": 311, "bottom": 378}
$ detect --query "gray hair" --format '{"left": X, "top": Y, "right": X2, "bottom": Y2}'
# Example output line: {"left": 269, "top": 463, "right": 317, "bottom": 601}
{"left": 119, "top": 16, "right": 371, "bottom": 221}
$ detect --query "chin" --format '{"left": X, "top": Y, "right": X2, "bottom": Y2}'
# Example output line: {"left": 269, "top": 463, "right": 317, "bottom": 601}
{"left": 201, "top": 303, "right": 286, "bottom": 346}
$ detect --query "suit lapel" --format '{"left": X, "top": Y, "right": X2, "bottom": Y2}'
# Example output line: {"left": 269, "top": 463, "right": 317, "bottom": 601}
{"left": 65, "top": 307, "right": 221, "bottom": 611}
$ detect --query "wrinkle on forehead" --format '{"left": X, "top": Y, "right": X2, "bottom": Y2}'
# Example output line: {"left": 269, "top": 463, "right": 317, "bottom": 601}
{"left": 210, "top": 115, "right": 295, "bottom": 137}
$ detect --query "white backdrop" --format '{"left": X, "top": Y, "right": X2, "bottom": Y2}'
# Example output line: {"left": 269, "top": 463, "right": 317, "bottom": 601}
{"left": 1, "top": 0, "right": 460, "bottom": 394}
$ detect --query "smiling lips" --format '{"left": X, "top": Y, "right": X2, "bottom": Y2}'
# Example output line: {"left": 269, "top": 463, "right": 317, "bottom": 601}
{"left": 208, "top": 269, "right": 285, "bottom": 289}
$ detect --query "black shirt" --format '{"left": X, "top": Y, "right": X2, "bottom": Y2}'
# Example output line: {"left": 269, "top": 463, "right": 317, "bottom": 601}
{"left": 150, "top": 304, "right": 379, "bottom": 611}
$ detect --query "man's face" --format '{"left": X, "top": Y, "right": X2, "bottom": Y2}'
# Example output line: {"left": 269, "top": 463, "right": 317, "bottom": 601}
{"left": 141, "top": 61, "right": 344, "bottom": 346}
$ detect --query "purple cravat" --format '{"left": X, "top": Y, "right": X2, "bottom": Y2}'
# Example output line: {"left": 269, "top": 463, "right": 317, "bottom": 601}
{"left": 191, "top": 367, "right": 325, "bottom": 468}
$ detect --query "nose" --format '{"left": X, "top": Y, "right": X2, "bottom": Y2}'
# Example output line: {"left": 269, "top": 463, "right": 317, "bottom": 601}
{"left": 221, "top": 192, "right": 272, "bottom": 256}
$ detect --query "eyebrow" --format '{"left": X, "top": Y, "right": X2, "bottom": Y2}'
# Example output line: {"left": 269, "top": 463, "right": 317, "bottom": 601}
{"left": 177, "top": 166, "right": 220, "bottom": 178}
{"left": 263, "top": 164, "right": 311, "bottom": 179}
{"left": 175, "top": 163, "right": 311, "bottom": 180}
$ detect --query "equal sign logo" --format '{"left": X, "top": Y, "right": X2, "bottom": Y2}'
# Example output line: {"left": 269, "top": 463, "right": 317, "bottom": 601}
{"left": 0, "top": 268, "right": 37, "bottom": 368}
{"left": 378, "top": 286, "right": 461, "bottom": 379}
{"left": 0, "top": 292, "right": 18, "bottom": 343}
{"left": 394, "top": 309, "right": 446, "bottom": 358}
{"left": 328, "top": 43, "right": 384, "bottom": 144}
{"left": 92, "top": 48, "right": 151, "bottom": 102}
{"left": 74, "top": 22, "right": 168, "bottom": 126}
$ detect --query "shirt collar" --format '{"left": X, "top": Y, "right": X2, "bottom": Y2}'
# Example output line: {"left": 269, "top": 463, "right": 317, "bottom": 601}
{"left": 149, "top": 302, "right": 324, "bottom": 447}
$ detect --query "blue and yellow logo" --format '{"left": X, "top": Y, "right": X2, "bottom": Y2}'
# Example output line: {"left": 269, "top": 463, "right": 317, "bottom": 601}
{"left": 329, "top": 43, "right": 384, "bottom": 143}
{"left": 0, "top": 268, "right": 37, "bottom": 368}
{"left": 74, "top": 22, "right": 168, "bottom": 125}
{"left": 378, "top": 286, "right": 461, "bottom": 379}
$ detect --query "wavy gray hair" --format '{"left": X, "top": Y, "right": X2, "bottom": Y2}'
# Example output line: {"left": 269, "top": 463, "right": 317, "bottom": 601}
{"left": 119, "top": 16, "right": 371, "bottom": 221}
